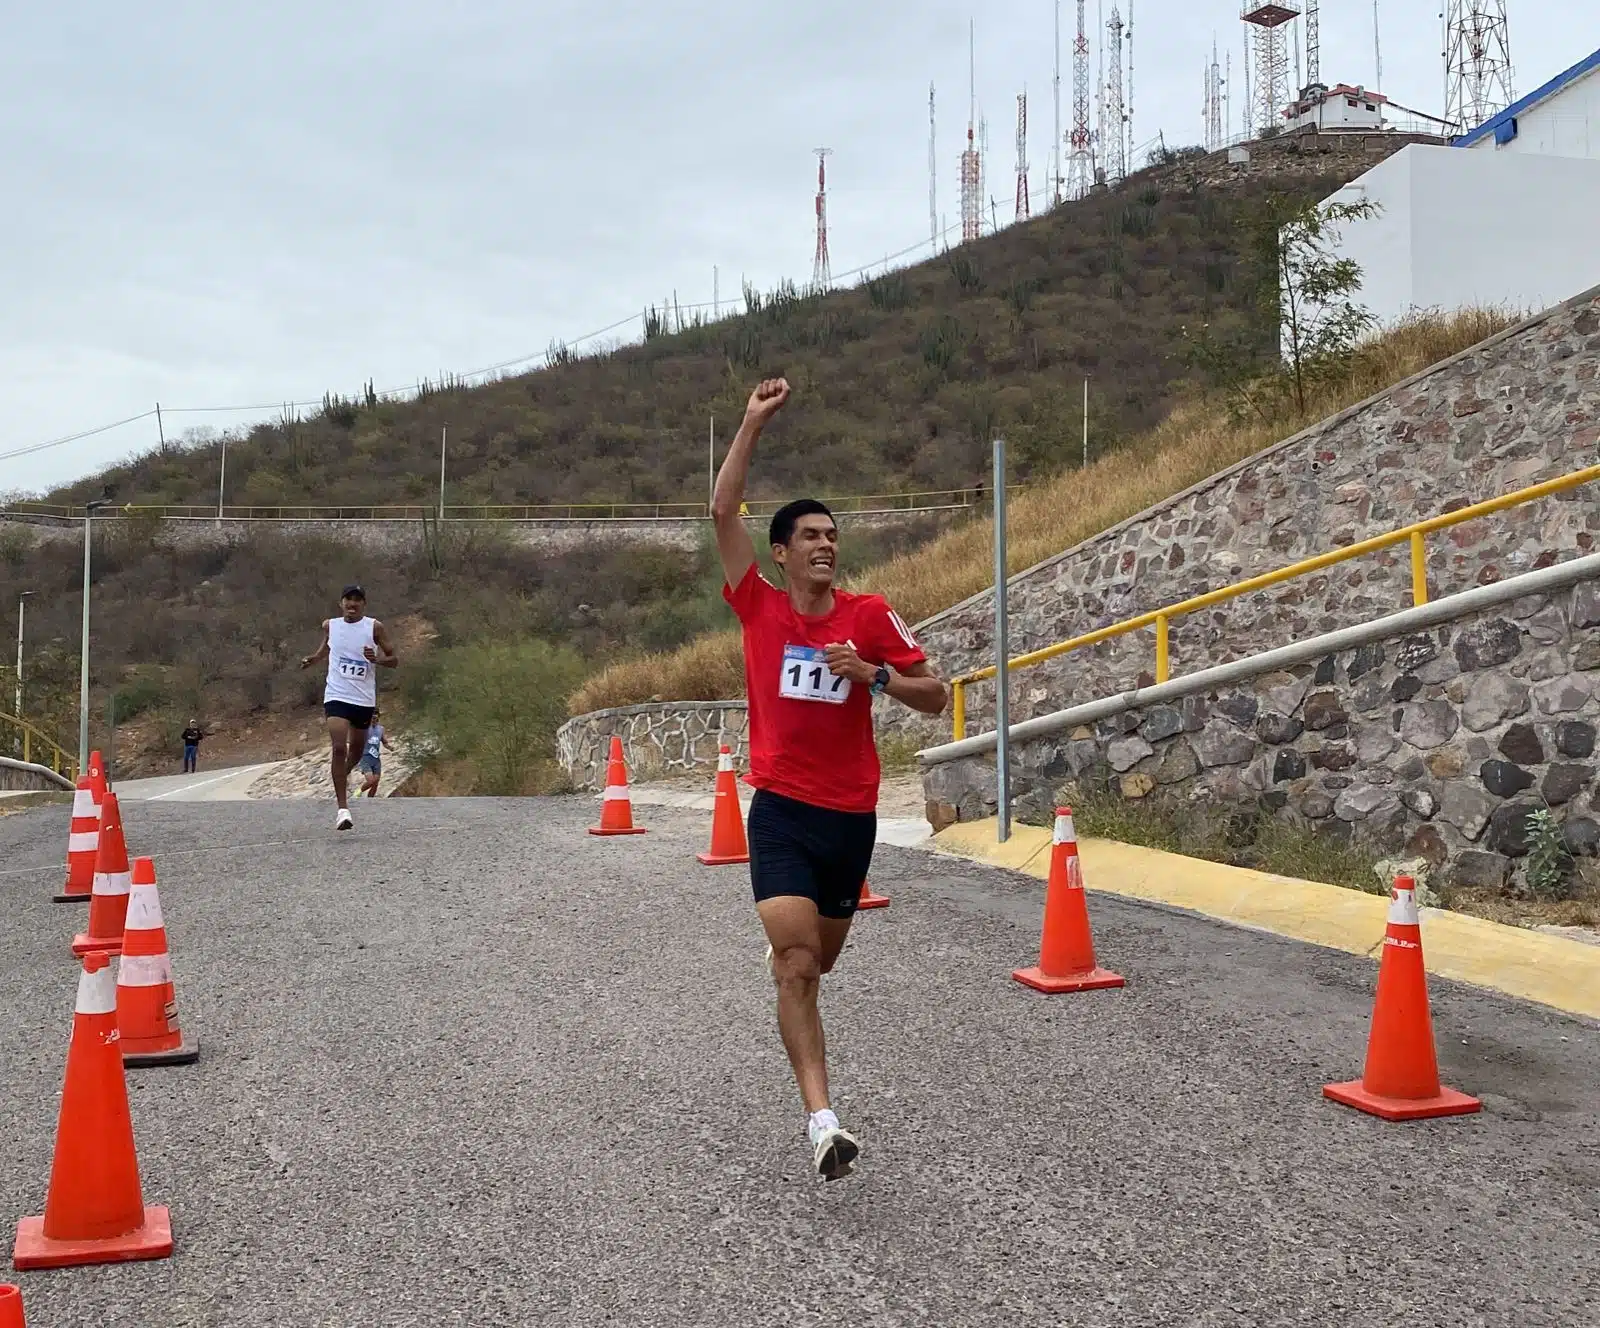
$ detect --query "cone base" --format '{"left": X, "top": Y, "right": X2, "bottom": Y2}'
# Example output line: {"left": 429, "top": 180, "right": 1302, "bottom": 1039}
{"left": 1012, "top": 964, "right": 1126, "bottom": 993}
{"left": 51, "top": 890, "right": 91, "bottom": 904}
{"left": 697, "top": 851, "right": 750, "bottom": 865}
{"left": 70, "top": 933, "right": 122, "bottom": 958}
{"left": 1322, "top": 1079, "right": 1482, "bottom": 1121}
{"left": 13, "top": 1205, "right": 173, "bottom": 1270}
{"left": 857, "top": 889, "right": 891, "bottom": 910}
{"left": 588, "top": 826, "right": 647, "bottom": 837}
{"left": 124, "top": 1037, "right": 200, "bottom": 1069}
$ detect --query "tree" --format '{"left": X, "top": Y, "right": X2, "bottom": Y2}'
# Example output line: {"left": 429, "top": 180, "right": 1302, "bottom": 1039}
{"left": 1269, "top": 193, "right": 1381, "bottom": 414}
{"left": 1181, "top": 191, "right": 1379, "bottom": 420}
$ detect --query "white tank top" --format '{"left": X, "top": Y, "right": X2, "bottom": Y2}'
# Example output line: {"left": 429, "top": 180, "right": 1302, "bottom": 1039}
{"left": 323, "top": 616, "right": 378, "bottom": 707}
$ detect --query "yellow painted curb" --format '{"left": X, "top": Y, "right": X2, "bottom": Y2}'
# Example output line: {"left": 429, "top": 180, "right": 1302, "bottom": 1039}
{"left": 933, "top": 818, "right": 1600, "bottom": 1022}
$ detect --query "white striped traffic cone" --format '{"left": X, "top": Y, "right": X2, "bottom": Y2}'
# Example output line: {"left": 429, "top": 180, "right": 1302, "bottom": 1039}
{"left": 53, "top": 777, "right": 100, "bottom": 904}
{"left": 116, "top": 858, "right": 199, "bottom": 1069}
{"left": 588, "top": 736, "right": 647, "bottom": 836}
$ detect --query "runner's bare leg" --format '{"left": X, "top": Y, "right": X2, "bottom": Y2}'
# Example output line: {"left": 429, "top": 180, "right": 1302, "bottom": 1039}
{"left": 757, "top": 897, "right": 854, "bottom": 1113}
{"left": 327, "top": 717, "right": 356, "bottom": 812}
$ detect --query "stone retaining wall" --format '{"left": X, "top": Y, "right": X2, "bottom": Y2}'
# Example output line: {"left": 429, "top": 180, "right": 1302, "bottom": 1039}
{"left": 556, "top": 701, "right": 748, "bottom": 791}
{"left": 923, "top": 577, "right": 1600, "bottom": 891}
{"left": 884, "top": 284, "right": 1600, "bottom": 750}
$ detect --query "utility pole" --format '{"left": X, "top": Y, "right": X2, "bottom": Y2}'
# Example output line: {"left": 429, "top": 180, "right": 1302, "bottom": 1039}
{"left": 78, "top": 498, "right": 112, "bottom": 773}
{"left": 438, "top": 426, "right": 447, "bottom": 524}
{"left": 155, "top": 402, "right": 166, "bottom": 455}
{"left": 14, "top": 590, "right": 34, "bottom": 723}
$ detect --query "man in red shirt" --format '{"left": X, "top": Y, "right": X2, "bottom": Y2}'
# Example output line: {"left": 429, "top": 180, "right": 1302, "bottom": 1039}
{"left": 713, "top": 377, "right": 949, "bottom": 1181}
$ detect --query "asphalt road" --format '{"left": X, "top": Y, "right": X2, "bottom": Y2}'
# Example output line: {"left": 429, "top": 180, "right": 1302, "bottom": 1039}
{"left": 0, "top": 797, "right": 1595, "bottom": 1327}
{"left": 106, "top": 764, "right": 282, "bottom": 803}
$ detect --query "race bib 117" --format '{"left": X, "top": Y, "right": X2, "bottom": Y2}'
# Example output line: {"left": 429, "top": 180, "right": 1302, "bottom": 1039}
{"left": 778, "top": 645, "right": 850, "bottom": 705}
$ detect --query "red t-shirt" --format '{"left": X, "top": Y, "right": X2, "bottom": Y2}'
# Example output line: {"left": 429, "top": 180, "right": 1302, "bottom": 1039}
{"left": 723, "top": 564, "right": 928, "bottom": 813}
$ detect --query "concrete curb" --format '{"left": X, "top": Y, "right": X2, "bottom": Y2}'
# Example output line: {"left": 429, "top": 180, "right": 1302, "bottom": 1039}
{"left": 933, "top": 817, "right": 1600, "bottom": 1023}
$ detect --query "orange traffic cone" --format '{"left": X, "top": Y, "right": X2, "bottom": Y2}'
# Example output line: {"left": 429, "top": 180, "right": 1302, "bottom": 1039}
{"left": 72, "top": 792, "right": 132, "bottom": 958}
{"left": 697, "top": 746, "right": 750, "bottom": 865}
{"left": 12, "top": 953, "right": 174, "bottom": 1270}
{"left": 1324, "top": 876, "right": 1482, "bottom": 1121}
{"left": 116, "top": 858, "right": 199, "bottom": 1069}
{"left": 86, "top": 750, "right": 108, "bottom": 803}
{"left": 0, "top": 1283, "right": 24, "bottom": 1328}
{"left": 1013, "top": 807, "right": 1125, "bottom": 993}
{"left": 52, "top": 776, "right": 101, "bottom": 904}
{"left": 588, "top": 736, "right": 647, "bottom": 836}
{"left": 858, "top": 880, "right": 890, "bottom": 910}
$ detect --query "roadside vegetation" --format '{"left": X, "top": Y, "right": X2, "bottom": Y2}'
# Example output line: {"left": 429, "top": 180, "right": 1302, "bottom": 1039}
{"left": 570, "top": 307, "right": 1514, "bottom": 714}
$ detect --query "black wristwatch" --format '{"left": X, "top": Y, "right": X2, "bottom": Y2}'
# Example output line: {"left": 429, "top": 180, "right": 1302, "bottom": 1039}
{"left": 870, "top": 665, "right": 891, "bottom": 696}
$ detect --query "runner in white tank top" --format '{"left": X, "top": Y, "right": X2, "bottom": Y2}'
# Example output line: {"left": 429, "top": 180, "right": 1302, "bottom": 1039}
{"left": 300, "top": 584, "right": 398, "bottom": 830}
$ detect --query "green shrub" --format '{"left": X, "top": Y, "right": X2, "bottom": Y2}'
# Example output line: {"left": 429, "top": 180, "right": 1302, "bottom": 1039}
{"left": 1525, "top": 808, "right": 1575, "bottom": 899}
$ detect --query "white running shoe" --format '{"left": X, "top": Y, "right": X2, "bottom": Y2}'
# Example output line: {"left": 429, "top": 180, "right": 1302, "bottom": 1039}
{"left": 335, "top": 808, "right": 354, "bottom": 831}
{"left": 812, "top": 1126, "right": 864, "bottom": 1184}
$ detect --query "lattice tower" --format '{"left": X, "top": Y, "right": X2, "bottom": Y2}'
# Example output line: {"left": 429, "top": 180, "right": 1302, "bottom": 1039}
{"left": 1102, "top": 6, "right": 1126, "bottom": 183}
{"left": 811, "top": 148, "right": 832, "bottom": 288}
{"left": 1015, "top": 93, "right": 1030, "bottom": 220}
{"left": 1444, "top": 2, "right": 1514, "bottom": 134}
{"left": 1066, "top": 0, "right": 1093, "bottom": 199}
{"left": 1242, "top": 4, "right": 1300, "bottom": 136}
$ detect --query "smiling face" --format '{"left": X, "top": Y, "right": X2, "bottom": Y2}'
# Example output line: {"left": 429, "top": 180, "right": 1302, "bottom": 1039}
{"left": 772, "top": 512, "right": 839, "bottom": 592}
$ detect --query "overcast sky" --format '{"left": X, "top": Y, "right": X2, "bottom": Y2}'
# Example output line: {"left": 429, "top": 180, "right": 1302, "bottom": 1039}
{"left": 1, "top": 1, "right": 1588, "bottom": 493}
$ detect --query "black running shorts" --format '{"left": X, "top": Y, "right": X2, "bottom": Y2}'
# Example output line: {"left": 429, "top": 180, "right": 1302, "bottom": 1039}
{"left": 748, "top": 789, "right": 877, "bottom": 920}
{"left": 324, "top": 701, "right": 375, "bottom": 729}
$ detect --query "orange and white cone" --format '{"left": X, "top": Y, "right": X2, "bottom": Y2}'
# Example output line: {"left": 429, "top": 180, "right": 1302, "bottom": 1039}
{"left": 1324, "top": 875, "right": 1482, "bottom": 1121}
{"left": 697, "top": 746, "right": 750, "bottom": 865}
{"left": 858, "top": 880, "right": 890, "bottom": 910}
{"left": 72, "top": 792, "right": 132, "bottom": 958}
{"left": 588, "top": 736, "right": 647, "bottom": 836}
{"left": 1012, "top": 807, "right": 1125, "bottom": 993}
{"left": 0, "top": 1283, "right": 23, "bottom": 1328}
{"left": 12, "top": 953, "right": 174, "bottom": 1270}
{"left": 53, "top": 777, "right": 101, "bottom": 904}
{"left": 116, "top": 858, "right": 199, "bottom": 1069}
{"left": 86, "top": 750, "right": 108, "bottom": 804}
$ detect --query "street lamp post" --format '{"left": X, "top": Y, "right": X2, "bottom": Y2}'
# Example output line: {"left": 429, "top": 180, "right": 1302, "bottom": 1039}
{"left": 77, "top": 499, "right": 111, "bottom": 773}
{"left": 14, "top": 590, "right": 33, "bottom": 719}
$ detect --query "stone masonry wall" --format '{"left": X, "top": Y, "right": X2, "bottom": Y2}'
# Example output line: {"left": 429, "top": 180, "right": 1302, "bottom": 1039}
{"left": 889, "top": 286, "right": 1600, "bottom": 751}
{"left": 923, "top": 577, "right": 1600, "bottom": 891}
{"left": 556, "top": 701, "right": 748, "bottom": 791}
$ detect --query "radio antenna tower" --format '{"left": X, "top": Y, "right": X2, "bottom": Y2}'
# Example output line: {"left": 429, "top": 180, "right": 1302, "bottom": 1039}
{"left": 1444, "top": 2, "right": 1514, "bottom": 134}
{"left": 1066, "top": 0, "right": 1093, "bottom": 198}
{"left": 1242, "top": 3, "right": 1300, "bottom": 136}
{"left": 1205, "top": 38, "right": 1225, "bottom": 150}
{"left": 929, "top": 83, "right": 938, "bottom": 250}
{"left": 812, "top": 148, "right": 833, "bottom": 288}
{"left": 1126, "top": 1, "right": 1134, "bottom": 170}
{"left": 1051, "top": 1, "right": 1063, "bottom": 205}
{"left": 1102, "top": 6, "right": 1127, "bottom": 183}
{"left": 1305, "top": 0, "right": 1321, "bottom": 88}
{"left": 1015, "top": 92, "right": 1030, "bottom": 219}
{"left": 960, "top": 21, "right": 982, "bottom": 243}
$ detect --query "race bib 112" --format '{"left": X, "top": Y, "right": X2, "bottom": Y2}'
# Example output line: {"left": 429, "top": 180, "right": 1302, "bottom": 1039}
{"left": 337, "top": 656, "right": 370, "bottom": 680}
{"left": 778, "top": 645, "right": 850, "bottom": 705}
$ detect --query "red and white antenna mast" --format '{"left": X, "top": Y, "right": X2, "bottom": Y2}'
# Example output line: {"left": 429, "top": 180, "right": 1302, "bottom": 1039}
{"left": 1066, "top": 0, "right": 1092, "bottom": 198}
{"left": 812, "top": 147, "right": 833, "bottom": 289}
{"left": 1014, "top": 91, "right": 1030, "bottom": 220}
{"left": 960, "top": 20, "right": 982, "bottom": 243}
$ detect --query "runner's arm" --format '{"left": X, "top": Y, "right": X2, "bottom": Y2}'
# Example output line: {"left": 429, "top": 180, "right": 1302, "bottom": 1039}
{"left": 710, "top": 378, "right": 791, "bottom": 589}
{"left": 368, "top": 621, "right": 399, "bottom": 669}
{"left": 882, "top": 660, "right": 949, "bottom": 716}
{"left": 300, "top": 622, "right": 330, "bottom": 670}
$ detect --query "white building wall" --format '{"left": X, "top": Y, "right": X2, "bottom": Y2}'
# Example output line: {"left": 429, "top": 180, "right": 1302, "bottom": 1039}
{"left": 1461, "top": 64, "right": 1600, "bottom": 161}
{"left": 1322, "top": 145, "right": 1600, "bottom": 332}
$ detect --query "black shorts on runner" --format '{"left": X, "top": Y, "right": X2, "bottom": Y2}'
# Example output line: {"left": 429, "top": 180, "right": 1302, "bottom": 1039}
{"left": 748, "top": 789, "right": 876, "bottom": 920}
{"left": 324, "top": 701, "right": 375, "bottom": 729}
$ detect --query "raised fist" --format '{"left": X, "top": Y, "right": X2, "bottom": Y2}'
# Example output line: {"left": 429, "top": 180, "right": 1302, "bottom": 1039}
{"left": 744, "top": 377, "right": 791, "bottom": 426}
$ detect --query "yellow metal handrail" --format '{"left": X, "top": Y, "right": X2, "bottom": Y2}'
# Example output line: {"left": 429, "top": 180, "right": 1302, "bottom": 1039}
{"left": 950, "top": 463, "right": 1600, "bottom": 740}
{"left": 0, "top": 711, "right": 77, "bottom": 781}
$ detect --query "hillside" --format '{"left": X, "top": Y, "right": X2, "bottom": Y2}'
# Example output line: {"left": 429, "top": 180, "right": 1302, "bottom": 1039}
{"left": 34, "top": 141, "right": 1417, "bottom": 514}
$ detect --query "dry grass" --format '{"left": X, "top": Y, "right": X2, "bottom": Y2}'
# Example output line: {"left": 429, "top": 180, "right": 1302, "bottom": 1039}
{"left": 569, "top": 309, "right": 1516, "bottom": 716}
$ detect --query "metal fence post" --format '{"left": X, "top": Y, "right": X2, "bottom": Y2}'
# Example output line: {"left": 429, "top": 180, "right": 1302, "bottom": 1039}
{"left": 993, "top": 436, "right": 1011, "bottom": 844}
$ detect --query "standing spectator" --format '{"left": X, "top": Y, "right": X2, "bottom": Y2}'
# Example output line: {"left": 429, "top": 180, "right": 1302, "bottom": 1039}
{"left": 180, "top": 719, "right": 206, "bottom": 773}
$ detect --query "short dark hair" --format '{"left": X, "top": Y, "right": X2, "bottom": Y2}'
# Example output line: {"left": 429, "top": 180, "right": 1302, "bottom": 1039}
{"left": 768, "top": 499, "right": 835, "bottom": 548}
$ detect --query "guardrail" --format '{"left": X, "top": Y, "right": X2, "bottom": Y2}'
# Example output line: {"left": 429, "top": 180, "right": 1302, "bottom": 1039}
{"left": 2, "top": 488, "right": 989, "bottom": 524}
{"left": 949, "top": 463, "right": 1600, "bottom": 741}
{"left": 0, "top": 712, "right": 77, "bottom": 782}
